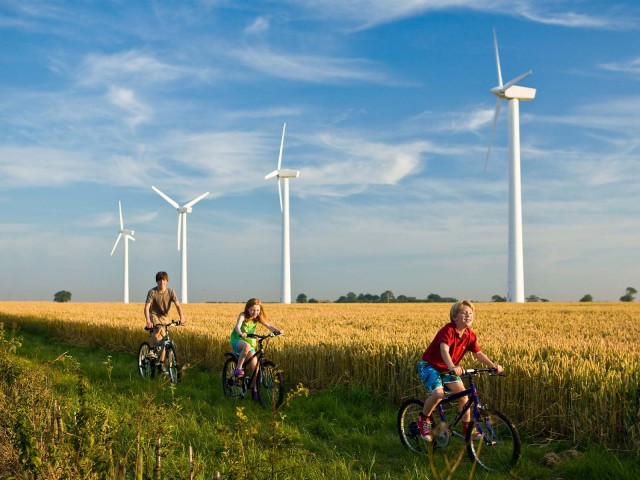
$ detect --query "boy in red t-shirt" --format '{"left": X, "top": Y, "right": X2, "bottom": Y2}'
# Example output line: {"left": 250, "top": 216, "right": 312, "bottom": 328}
{"left": 416, "top": 299, "right": 503, "bottom": 441}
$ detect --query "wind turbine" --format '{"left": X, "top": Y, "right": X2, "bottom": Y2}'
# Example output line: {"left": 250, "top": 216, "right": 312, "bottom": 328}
{"left": 152, "top": 186, "right": 209, "bottom": 304}
{"left": 265, "top": 123, "right": 300, "bottom": 304}
{"left": 486, "top": 29, "right": 536, "bottom": 303}
{"left": 110, "top": 201, "right": 135, "bottom": 304}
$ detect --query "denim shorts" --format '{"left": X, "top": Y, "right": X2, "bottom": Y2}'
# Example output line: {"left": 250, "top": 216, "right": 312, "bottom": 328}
{"left": 417, "top": 360, "right": 461, "bottom": 393}
{"left": 230, "top": 338, "right": 255, "bottom": 355}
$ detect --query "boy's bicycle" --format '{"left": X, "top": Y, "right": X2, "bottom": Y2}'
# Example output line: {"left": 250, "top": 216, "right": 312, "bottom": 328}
{"left": 222, "top": 332, "right": 284, "bottom": 409}
{"left": 137, "top": 320, "right": 182, "bottom": 384}
{"left": 397, "top": 368, "right": 520, "bottom": 473}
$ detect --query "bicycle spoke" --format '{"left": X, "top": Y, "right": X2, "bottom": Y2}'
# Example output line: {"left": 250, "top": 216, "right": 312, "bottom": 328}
{"left": 467, "top": 408, "right": 520, "bottom": 473}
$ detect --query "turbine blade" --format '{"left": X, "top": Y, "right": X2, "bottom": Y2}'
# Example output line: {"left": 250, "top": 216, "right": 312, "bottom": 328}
{"left": 278, "top": 123, "right": 286, "bottom": 170}
{"left": 152, "top": 186, "right": 180, "bottom": 209}
{"left": 493, "top": 28, "right": 503, "bottom": 87}
{"left": 484, "top": 98, "right": 502, "bottom": 173}
{"left": 265, "top": 170, "right": 279, "bottom": 180}
{"left": 129, "top": 235, "right": 136, "bottom": 242}
{"left": 110, "top": 233, "right": 122, "bottom": 256}
{"left": 118, "top": 201, "right": 124, "bottom": 230}
{"left": 184, "top": 191, "right": 209, "bottom": 209}
{"left": 278, "top": 177, "right": 283, "bottom": 212}
{"left": 177, "top": 214, "right": 182, "bottom": 251}
{"left": 502, "top": 70, "right": 532, "bottom": 91}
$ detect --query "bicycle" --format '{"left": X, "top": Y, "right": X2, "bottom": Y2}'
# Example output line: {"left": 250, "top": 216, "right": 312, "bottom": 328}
{"left": 137, "top": 320, "right": 182, "bottom": 384}
{"left": 222, "top": 332, "right": 284, "bottom": 409}
{"left": 397, "top": 368, "right": 520, "bottom": 473}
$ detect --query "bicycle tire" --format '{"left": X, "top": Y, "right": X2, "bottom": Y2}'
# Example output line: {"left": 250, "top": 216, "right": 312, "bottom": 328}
{"left": 397, "top": 398, "right": 430, "bottom": 454}
{"left": 222, "top": 357, "right": 244, "bottom": 400}
{"left": 137, "top": 342, "right": 155, "bottom": 379}
{"left": 256, "top": 360, "right": 284, "bottom": 410}
{"left": 466, "top": 407, "right": 520, "bottom": 472}
{"left": 165, "top": 345, "right": 181, "bottom": 384}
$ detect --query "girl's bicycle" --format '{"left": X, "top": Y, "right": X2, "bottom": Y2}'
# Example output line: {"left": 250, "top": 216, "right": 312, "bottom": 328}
{"left": 397, "top": 368, "right": 520, "bottom": 473}
{"left": 222, "top": 332, "right": 284, "bottom": 409}
{"left": 137, "top": 320, "right": 182, "bottom": 384}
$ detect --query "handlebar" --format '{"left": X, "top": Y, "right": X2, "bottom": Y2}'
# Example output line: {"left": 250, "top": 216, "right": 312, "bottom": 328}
{"left": 246, "top": 332, "right": 282, "bottom": 340}
{"left": 145, "top": 320, "right": 183, "bottom": 331}
{"left": 459, "top": 367, "right": 503, "bottom": 377}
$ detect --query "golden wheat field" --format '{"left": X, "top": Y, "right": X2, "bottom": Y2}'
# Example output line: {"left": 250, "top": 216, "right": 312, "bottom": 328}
{"left": 1, "top": 301, "right": 638, "bottom": 452}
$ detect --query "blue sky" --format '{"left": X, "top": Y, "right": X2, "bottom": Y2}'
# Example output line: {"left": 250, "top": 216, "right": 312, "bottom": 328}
{"left": 0, "top": 0, "right": 638, "bottom": 303}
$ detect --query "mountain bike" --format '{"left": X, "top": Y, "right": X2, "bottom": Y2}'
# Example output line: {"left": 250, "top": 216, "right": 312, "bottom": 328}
{"left": 137, "top": 320, "right": 182, "bottom": 384}
{"left": 397, "top": 368, "right": 520, "bottom": 473}
{"left": 222, "top": 332, "right": 284, "bottom": 409}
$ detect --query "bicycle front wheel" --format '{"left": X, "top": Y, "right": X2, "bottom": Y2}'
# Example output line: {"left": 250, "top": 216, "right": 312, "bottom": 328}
{"left": 137, "top": 342, "right": 155, "bottom": 379}
{"left": 222, "top": 357, "right": 244, "bottom": 400}
{"left": 256, "top": 360, "right": 283, "bottom": 409}
{"left": 397, "top": 398, "right": 429, "bottom": 454}
{"left": 467, "top": 407, "right": 520, "bottom": 473}
{"left": 165, "top": 345, "right": 181, "bottom": 384}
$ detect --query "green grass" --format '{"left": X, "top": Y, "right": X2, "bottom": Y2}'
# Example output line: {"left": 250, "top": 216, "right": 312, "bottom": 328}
{"left": 1, "top": 325, "right": 638, "bottom": 479}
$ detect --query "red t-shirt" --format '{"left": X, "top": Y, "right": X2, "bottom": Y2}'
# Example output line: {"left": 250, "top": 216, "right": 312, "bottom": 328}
{"left": 421, "top": 323, "right": 481, "bottom": 373}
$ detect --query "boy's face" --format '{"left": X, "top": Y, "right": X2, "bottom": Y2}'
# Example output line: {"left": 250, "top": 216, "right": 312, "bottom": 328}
{"left": 453, "top": 305, "right": 474, "bottom": 331}
{"left": 156, "top": 278, "right": 168, "bottom": 290}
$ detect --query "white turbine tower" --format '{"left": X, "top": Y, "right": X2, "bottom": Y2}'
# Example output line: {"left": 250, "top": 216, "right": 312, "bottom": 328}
{"left": 486, "top": 29, "right": 536, "bottom": 303}
{"left": 110, "top": 201, "right": 135, "bottom": 304}
{"left": 152, "top": 186, "right": 209, "bottom": 304}
{"left": 265, "top": 123, "right": 300, "bottom": 304}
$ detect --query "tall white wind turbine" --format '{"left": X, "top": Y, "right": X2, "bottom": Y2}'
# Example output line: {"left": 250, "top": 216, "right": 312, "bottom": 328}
{"left": 485, "top": 29, "right": 536, "bottom": 303}
{"left": 152, "top": 186, "right": 209, "bottom": 304}
{"left": 265, "top": 123, "right": 300, "bottom": 304}
{"left": 110, "top": 201, "right": 135, "bottom": 304}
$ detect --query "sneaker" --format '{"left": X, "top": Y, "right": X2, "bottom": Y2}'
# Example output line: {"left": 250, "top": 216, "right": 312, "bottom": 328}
{"left": 251, "top": 390, "right": 259, "bottom": 402}
{"left": 462, "top": 422, "right": 482, "bottom": 440}
{"left": 417, "top": 415, "right": 432, "bottom": 441}
{"left": 233, "top": 368, "right": 245, "bottom": 377}
{"left": 158, "top": 363, "right": 169, "bottom": 375}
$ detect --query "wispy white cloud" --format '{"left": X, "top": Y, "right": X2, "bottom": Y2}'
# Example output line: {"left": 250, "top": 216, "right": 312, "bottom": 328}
{"left": 284, "top": 0, "right": 634, "bottom": 30}
{"left": 74, "top": 50, "right": 214, "bottom": 87}
{"left": 599, "top": 57, "right": 640, "bottom": 76}
{"left": 231, "top": 46, "right": 405, "bottom": 85}
{"left": 245, "top": 16, "right": 270, "bottom": 34}
{"left": 106, "top": 86, "right": 151, "bottom": 127}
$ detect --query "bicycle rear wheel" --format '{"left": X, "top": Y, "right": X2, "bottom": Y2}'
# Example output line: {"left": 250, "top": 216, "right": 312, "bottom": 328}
{"left": 137, "top": 342, "right": 155, "bottom": 379}
{"left": 397, "top": 398, "right": 430, "bottom": 454}
{"left": 467, "top": 407, "right": 520, "bottom": 473}
{"left": 222, "top": 357, "right": 244, "bottom": 400}
{"left": 256, "top": 360, "right": 283, "bottom": 409}
{"left": 164, "top": 345, "right": 181, "bottom": 384}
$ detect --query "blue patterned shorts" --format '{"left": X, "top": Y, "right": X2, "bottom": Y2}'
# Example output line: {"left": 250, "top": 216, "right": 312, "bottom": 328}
{"left": 417, "top": 360, "right": 461, "bottom": 394}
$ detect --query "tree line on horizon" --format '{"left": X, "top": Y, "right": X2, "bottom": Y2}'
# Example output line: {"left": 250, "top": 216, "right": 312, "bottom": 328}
{"left": 294, "top": 287, "right": 638, "bottom": 304}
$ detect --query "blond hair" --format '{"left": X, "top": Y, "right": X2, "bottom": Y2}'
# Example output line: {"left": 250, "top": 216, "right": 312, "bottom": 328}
{"left": 449, "top": 299, "right": 474, "bottom": 322}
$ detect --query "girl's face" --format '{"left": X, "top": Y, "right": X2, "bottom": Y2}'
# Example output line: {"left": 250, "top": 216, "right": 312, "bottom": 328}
{"left": 453, "top": 305, "right": 474, "bottom": 331}
{"left": 247, "top": 304, "right": 261, "bottom": 319}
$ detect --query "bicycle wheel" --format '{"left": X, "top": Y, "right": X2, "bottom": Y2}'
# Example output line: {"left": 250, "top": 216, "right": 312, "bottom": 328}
{"left": 222, "top": 357, "right": 244, "bottom": 400}
{"left": 256, "top": 360, "right": 283, "bottom": 409}
{"left": 466, "top": 407, "right": 520, "bottom": 473}
{"left": 397, "top": 398, "right": 430, "bottom": 454}
{"left": 137, "top": 342, "right": 155, "bottom": 379}
{"left": 164, "top": 345, "right": 181, "bottom": 384}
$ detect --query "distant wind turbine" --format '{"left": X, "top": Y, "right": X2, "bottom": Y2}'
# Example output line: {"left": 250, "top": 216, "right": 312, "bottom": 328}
{"left": 485, "top": 29, "right": 536, "bottom": 303}
{"left": 265, "top": 123, "right": 300, "bottom": 304}
{"left": 110, "top": 201, "right": 135, "bottom": 304}
{"left": 152, "top": 186, "right": 209, "bottom": 304}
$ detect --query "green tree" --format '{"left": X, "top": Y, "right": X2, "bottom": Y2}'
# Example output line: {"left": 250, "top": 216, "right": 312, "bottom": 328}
{"left": 526, "top": 295, "right": 540, "bottom": 302}
{"left": 296, "top": 293, "right": 308, "bottom": 303}
{"left": 380, "top": 290, "right": 394, "bottom": 303}
{"left": 308, "top": 298, "right": 318, "bottom": 303}
{"left": 53, "top": 290, "right": 72, "bottom": 302}
{"left": 491, "top": 295, "right": 507, "bottom": 302}
{"left": 580, "top": 294, "right": 593, "bottom": 302}
{"left": 620, "top": 287, "right": 637, "bottom": 302}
